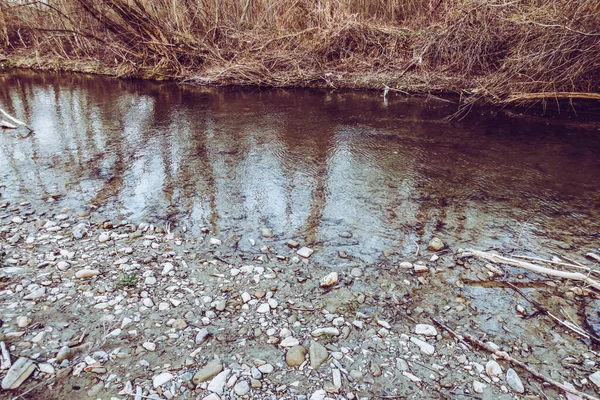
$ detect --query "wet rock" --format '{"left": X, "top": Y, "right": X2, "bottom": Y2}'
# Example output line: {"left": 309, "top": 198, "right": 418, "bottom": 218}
{"left": 506, "top": 368, "right": 524, "bottom": 393}
{"left": 75, "top": 269, "right": 100, "bottom": 279}
{"left": 297, "top": 247, "right": 314, "bottom": 258}
{"left": 320, "top": 272, "right": 339, "bottom": 287}
{"left": 428, "top": 237, "right": 444, "bottom": 251}
{"left": 1, "top": 357, "right": 35, "bottom": 389}
{"left": 193, "top": 359, "right": 223, "bottom": 385}
{"left": 286, "top": 346, "right": 306, "bottom": 368}
{"left": 309, "top": 341, "right": 328, "bottom": 370}
{"left": 415, "top": 324, "right": 437, "bottom": 336}
{"left": 153, "top": 372, "right": 174, "bottom": 388}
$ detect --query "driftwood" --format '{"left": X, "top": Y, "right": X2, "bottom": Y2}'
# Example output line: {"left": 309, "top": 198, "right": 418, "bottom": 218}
{"left": 432, "top": 318, "right": 599, "bottom": 400}
{"left": 0, "top": 108, "right": 33, "bottom": 132}
{"left": 503, "top": 92, "right": 600, "bottom": 103}
{"left": 467, "top": 249, "right": 600, "bottom": 291}
{"left": 514, "top": 255, "right": 600, "bottom": 277}
{"left": 462, "top": 333, "right": 600, "bottom": 400}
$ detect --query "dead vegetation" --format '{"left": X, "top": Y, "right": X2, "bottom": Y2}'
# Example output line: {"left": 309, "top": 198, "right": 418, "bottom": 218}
{"left": 1, "top": 0, "right": 599, "bottom": 104}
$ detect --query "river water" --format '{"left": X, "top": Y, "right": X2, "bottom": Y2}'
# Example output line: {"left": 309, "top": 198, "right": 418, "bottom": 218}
{"left": 1, "top": 71, "right": 600, "bottom": 262}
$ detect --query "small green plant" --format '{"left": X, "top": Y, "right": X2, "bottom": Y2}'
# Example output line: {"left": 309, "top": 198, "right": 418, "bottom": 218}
{"left": 117, "top": 273, "right": 138, "bottom": 288}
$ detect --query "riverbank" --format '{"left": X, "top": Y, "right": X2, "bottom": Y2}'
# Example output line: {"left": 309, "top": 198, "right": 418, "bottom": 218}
{"left": 2, "top": 0, "right": 600, "bottom": 105}
{"left": 2, "top": 205, "right": 600, "bottom": 400}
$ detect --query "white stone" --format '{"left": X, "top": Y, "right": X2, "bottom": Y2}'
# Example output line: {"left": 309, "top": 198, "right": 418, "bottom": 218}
{"left": 258, "top": 364, "right": 274, "bottom": 374}
{"left": 311, "top": 327, "right": 340, "bottom": 337}
{"left": 1, "top": 357, "right": 35, "bottom": 389}
{"left": 415, "top": 324, "right": 437, "bottom": 336}
{"left": 309, "top": 389, "right": 326, "bottom": 400}
{"left": 75, "top": 269, "right": 100, "bottom": 279}
{"left": 268, "top": 298, "right": 278, "bottom": 309}
{"left": 473, "top": 380, "right": 486, "bottom": 393}
{"left": 99, "top": 233, "right": 110, "bottom": 242}
{"left": 257, "top": 303, "right": 270, "bottom": 313}
{"left": 297, "top": 247, "right": 314, "bottom": 258}
{"left": 209, "top": 238, "right": 222, "bottom": 245}
{"left": 233, "top": 380, "right": 250, "bottom": 396}
{"left": 241, "top": 292, "right": 252, "bottom": 303}
{"left": 332, "top": 369, "right": 342, "bottom": 388}
{"left": 143, "top": 342, "right": 156, "bottom": 351}
{"left": 320, "top": 272, "right": 339, "bottom": 287}
{"left": 16, "top": 316, "right": 31, "bottom": 328}
{"left": 208, "top": 369, "right": 231, "bottom": 395}
{"left": 280, "top": 337, "right": 300, "bottom": 347}
{"left": 161, "top": 263, "right": 174, "bottom": 275}
{"left": 153, "top": 373, "right": 174, "bottom": 388}
{"left": 142, "top": 298, "right": 154, "bottom": 307}
{"left": 410, "top": 337, "right": 435, "bottom": 355}
{"left": 590, "top": 371, "right": 600, "bottom": 389}
{"left": 486, "top": 360, "right": 503, "bottom": 377}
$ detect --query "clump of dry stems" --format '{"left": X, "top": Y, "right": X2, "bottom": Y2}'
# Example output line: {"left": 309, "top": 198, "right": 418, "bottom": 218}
{"left": 1, "top": 0, "right": 599, "bottom": 104}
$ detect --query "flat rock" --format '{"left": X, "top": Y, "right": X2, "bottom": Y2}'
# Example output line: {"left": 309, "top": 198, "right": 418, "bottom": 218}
{"left": 1, "top": 357, "right": 35, "bottom": 389}
{"left": 280, "top": 337, "right": 300, "bottom": 347}
{"left": 311, "top": 327, "right": 340, "bottom": 337}
{"left": 309, "top": 389, "right": 326, "bottom": 400}
{"left": 297, "top": 247, "right": 314, "bottom": 258}
{"left": 590, "top": 371, "right": 600, "bottom": 388}
{"left": 506, "top": 368, "right": 524, "bottom": 393}
{"left": 153, "top": 372, "right": 174, "bottom": 388}
{"left": 208, "top": 369, "right": 230, "bottom": 395}
{"left": 75, "top": 269, "right": 100, "bottom": 279}
{"left": 473, "top": 380, "right": 486, "bottom": 394}
{"left": 56, "top": 343, "right": 91, "bottom": 362}
{"left": 410, "top": 337, "right": 435, "bottom": 355}
{"left": 193, "top": 359, "right": 223, "bottom": 386}
{"left": 415, "top": 324, "right": 437, "bottom": 336}
{"left": 309, "top": 341, "right": 329, "bottom": 370}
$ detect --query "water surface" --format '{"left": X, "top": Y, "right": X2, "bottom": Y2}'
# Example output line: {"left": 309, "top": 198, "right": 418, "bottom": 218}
{"left": 1, "top": 71, "right": 600, "bottom": 261}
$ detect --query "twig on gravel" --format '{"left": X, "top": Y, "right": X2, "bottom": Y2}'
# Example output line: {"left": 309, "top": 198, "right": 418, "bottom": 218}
{"left": 462, "top": 333, "right": 600, "bottom": 400}
{"left": 504, "top": 281, "right": 600, "bottom": 345}
{"left": 514, "top": 255, "right": 600, "bottom": 277}
{"left": 430, "top": 318, "right": 471, "bottom": 350}
{"left": 14, "top": 377, "right": 56, "bottom": 399}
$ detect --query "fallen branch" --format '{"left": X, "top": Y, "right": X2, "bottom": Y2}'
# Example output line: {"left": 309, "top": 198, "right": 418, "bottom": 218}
{"left": 503, "top": 92, "right": 600, "bottom": 103}
{"left": 514, "top": 255, "right": 600, "bottom": 277}
{"left": 467, "top": 249, "right": 600, "bottom": 291}
{"left": 504, "top": 282, "right": 600, "bottom": 345}
{"left": 462, "top": 332, "right": 600, "bottom": 400}
{"left": 0, "top": 108, "right": 33, "bottom": 132}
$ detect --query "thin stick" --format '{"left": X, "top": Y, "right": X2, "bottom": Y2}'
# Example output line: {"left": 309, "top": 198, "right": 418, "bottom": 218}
{"left": 587, "top": 253, "right": 600, "bottom": 263}
{"left": 504, "top": 282, "right": 600, "bottom": 345}
{"left": 513, "top": 255, "right": 599, "bottom": 276}
{"left": 1, "top": 120, "right": 17, "bottom": 129}
{"left": 430, "top": 318, "right": 471, "bottom": 350}
{"left": 462, "top": 333, "right": 600, "bottom": 400}
{"left": 467, "top": 249, "right": 600, "bottom": 291}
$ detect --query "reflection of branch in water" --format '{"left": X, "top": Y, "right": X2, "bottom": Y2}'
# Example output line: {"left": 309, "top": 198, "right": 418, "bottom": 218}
{"left": 0, "top": 108, "right": 34, "bottom": 133}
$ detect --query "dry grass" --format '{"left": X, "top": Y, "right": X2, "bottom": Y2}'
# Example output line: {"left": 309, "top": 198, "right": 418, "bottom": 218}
{"left": 1, "top": 0, "right": 599, "bottom": 104}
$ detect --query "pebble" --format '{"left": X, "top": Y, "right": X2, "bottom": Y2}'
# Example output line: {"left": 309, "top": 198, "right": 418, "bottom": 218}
{"left": 415, "top": 324, "right": 437, "bottom": 336}
{"left": 286, "top": 346, "right": 307, "bottom": 368}
{"left": 16, "top": 316, "right": 31, "bottom": 328}
{"left": 208, "top": 369, "right": 230, "bottom": 395}
{"left": 414, "top": 264, "right": 429, "bottom": 273}
{"left": 234, "top": 380, "right": 250, "bottom": 396}
{"left": 257, "top": 303, "right": 270, "bottom": 313}
{"left": 193, "top": 359, "right": 223, "bottom": 385}
{"left": 99, "top": 233, "right": 110, "bottom": 242}
{"left": 590, "top": 371, "right": 600, "bottom": 388}
{"left": 297, "top": 247, "right": 314, "bottom": 258}
{"left": 399, "top": 262, "right": 413, "bottom": 269}
{"left": 486, "top": 360, "right": 503, "bottom": 377}
{"left": 209, "top": 238, "right": 222, "bottom": 245}
{"left": 202, "top": 394, "right": 221, "bottom": 400}
{"left": 506, "top": 368, "right": 524, "bottom": 393}
{"left": 311, "top": 327, "right": 340, "bottom": 337}
{"left": 261, "top": 228, "right": 273, "bottom": 238}
{"left": 410, "top": 337, "right": 435, "bottom": 355}
{"left": 258, "top": 364, "right": 273, "bottom": 374}
{"left": 428, "top": 237, "right": 444, "bottom": 251}
{"left": 320, "top": 272, "right": 339, "bottom": 287}
{"left": 143, "top": 342, "right": 156, "bottom": 351}
{"left": 310, "top": 340, "right": 329, "bottom": 370}
{"left": 153, "top": 373, "right": 174, "bottom": 388}
{"left": 280, "top": 337, "right": 300, "bottom": 347}
{"left": 196, "top": 328, "right": 210, "bottom": 344}
{"left": 309, "top": 389, "right": 327, "bottom": 400}
{"left": 75, "top": 269, "right": 100, "bottom": 279}
{"left": 473, "top": 380, "right": 486, "bottom": 393}
{"left": 332, "top": 369, "right": 342, "bottom": 388}
{"left": 56, "top": 261, "right": 70, "bottom": 271}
